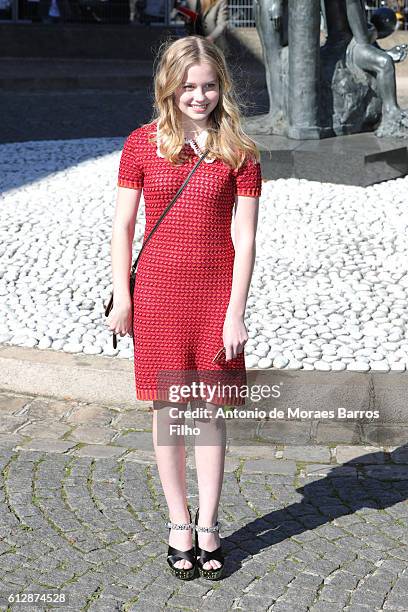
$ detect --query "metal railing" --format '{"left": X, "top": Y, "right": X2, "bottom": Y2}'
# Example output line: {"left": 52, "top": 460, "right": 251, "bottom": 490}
{"left": 228, "top": 0, "right": 255, "bottom": 27}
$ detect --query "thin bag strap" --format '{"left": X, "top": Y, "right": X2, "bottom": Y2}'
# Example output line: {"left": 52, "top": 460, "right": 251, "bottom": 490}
{"left": 130, "top": 148, "right": 210, "bottom": 277}
{"left": 104, "top": 148, "right": 210, "bottom": 346}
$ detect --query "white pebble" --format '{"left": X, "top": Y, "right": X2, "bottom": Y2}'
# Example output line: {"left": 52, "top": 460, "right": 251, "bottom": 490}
{"left": 331, "top": 361, "right": 346, "bottom": 371}
{"left": 83, "top": 345, "right": 103, "bottom": 355}
{"left": 390, "top": 361, "right": 406, "bottom": 372}
{"left": 63, "top": 343, "right": 83, "bottom": 353}
{"left": 245, "top": 355, "right": 259, "bottom": 368}
{"left": 2, "top": 138, "right": 408, "bottom": 376}
{"left": 347, "top": 361, "right": 370, "bottom": 372}
{"left": 314, "top": 360, "right": 331, "bottom": 371}
{"left": 257, "top": 357, "right": 273, "bottom": 369}
{"left": 273, "top": 355, "right": 289, "bottom": 369}
{"left": 369, "top": 360, "right": 390, "bottom": 372}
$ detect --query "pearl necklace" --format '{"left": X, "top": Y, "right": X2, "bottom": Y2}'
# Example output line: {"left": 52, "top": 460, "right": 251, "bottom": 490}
{"left": 183, "top": 130, "right": 215, "bottom": 162}
{"left": 156, "top": 126, "right": 215, "bottom": 163}
{"left": 185, "top": 137, "right": 204, "bottom": 157}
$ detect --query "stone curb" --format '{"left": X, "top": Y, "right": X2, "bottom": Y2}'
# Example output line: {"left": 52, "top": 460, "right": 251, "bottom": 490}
{"left": 0, "top": 344, "right": 138, "bottom": 410}
{"left": 1, "top": 344, "right": 407, "bottom": 418}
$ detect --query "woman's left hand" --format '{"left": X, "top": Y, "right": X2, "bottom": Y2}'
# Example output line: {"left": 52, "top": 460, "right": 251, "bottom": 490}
{"left": 222, "top": 313, "right": 248, "bottom": 361}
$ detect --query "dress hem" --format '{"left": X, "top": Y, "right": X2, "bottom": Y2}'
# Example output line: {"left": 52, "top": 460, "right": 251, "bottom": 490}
{"left": 135, "top": 388, "right": 247, "bottom": 406}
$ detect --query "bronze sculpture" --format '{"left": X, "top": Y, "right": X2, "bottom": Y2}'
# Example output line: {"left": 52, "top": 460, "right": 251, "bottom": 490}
{"left": 246, "top": 0, "right": 408, "bottom": 138}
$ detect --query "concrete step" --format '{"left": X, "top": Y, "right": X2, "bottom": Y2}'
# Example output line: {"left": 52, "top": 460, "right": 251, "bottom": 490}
{"left": 0, "top": 58, "right": 155, "bottom": 90}
{"left": 0, "top": 53, "right": 266, "bottom": 91}
{"left": 0, "top": 23, "right": 263, "bottom": 60}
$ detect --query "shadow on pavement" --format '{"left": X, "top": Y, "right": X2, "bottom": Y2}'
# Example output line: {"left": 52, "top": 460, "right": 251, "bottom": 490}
{"left": 224, "top": 444, "right": 408, "bottom": 578}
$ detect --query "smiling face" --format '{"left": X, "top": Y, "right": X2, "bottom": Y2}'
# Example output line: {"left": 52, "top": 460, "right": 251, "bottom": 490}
{"left": 173, "top": 62, "right": 220, "bottom": 134}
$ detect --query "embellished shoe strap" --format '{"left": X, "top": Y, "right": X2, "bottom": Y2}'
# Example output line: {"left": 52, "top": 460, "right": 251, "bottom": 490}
{"left": 195, "top": 521, "right": 220, "bottom": 533}
{"left": 166, "top": 520, "right": 194, "bottom": 530}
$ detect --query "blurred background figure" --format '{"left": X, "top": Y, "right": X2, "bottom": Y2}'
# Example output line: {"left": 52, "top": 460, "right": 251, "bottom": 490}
{"left": 365, "top": 0, "right": 408, "bottom": 30}
{"left": 364, "top": 1, "right": 408, "bottom": 60}
{"left": 132, "top": 0, "right": 165, "bottom": 24}
{"left": 35, "top": 0, "right": 80, "bottom": 22}
{"left": 172, "top": 0, "right": 229, "bottom": 54}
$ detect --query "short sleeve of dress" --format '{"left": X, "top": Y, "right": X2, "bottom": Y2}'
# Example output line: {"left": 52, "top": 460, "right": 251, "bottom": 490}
{"left": 117, "top": 128, "right": 144, "bottom": 189}
{"left": 232, "top": 155, "right": 262, "bottom": 197}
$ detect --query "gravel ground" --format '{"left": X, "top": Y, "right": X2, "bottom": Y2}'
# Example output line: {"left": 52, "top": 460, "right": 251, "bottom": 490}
{"left": 1, "top": 136, "right": 408, "bottom": 372}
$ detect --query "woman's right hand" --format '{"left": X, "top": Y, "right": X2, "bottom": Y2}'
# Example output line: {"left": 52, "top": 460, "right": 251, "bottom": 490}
{"left": 106, "top": 299, "right": 133, "bottom": 338}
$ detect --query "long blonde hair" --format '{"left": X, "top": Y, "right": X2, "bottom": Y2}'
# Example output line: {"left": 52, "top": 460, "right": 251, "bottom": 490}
{"left": 144, "top": 35, "right": 260, "bottom": 170}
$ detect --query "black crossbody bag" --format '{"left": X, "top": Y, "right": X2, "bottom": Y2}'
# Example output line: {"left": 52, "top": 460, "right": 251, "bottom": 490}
{"left": 104, "top": 148, "right": 210, "bottom": 349}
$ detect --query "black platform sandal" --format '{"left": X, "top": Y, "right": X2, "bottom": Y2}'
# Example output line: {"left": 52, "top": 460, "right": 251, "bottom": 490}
{"left": 165, "top": 507, "right": 196, "bottom": 580}
{"left": 194, "top": 507, "right": 224, "bottom": 580}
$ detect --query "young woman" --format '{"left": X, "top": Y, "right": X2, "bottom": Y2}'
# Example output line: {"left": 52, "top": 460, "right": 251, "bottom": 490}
{"left": 107, "top": 35, "right": 262, "bottom": 580}
{"left": 185, "top": 0, "right": 230, "bottom": 55}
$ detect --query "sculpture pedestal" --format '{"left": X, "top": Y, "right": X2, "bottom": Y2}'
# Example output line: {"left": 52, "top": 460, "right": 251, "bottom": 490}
{"left": 255, "top": 132, "right": 408, "bottom": 186}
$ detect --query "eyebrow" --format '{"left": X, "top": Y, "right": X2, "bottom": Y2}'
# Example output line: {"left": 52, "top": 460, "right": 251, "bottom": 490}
{"left": 183, "top": 81, "right": 216, "bottom": 85}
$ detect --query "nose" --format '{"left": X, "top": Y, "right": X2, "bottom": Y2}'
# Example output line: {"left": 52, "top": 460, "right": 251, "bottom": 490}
{"left": 193, "top": 87, "right": 206, "bottom": 102}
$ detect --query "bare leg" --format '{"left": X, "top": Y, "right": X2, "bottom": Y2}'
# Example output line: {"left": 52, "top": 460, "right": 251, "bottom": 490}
{"left": 193, "top": 400, "right": 226, "bottom": 570}
{"left": 153, "top": 399, "right": 192, "bottom": 570}
{"left": 352, "top": 44, "right": 408, "bottom": 119}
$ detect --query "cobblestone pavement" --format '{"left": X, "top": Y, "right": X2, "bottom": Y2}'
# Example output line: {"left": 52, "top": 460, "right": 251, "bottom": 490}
{"left": 0, "top": 391, "right": 407, "bottom": 611}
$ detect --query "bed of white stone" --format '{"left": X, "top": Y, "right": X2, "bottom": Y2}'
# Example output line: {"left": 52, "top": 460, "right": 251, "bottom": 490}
{"left": 1, "top": 138, "right": 407, "bottom": 372}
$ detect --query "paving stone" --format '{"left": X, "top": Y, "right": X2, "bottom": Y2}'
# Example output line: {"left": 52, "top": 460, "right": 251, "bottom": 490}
{"left": 110, "top": 410, "right": 151, "bottom": 431}
{"left": 0, "top": 415, "right": 30, "bottom": 434}
{"left": 119, "top": 450, "right": 157, "bottom": 466}
{"left": 335, "top": 445, "right": 387, "bottom": 464}
{"left": 363, "top": 425, "right": 408, "bottom": 447}
{"left": 316, "top": 422, "right": 360, "bottom": 444}
{"left": 25, "top": 398, "right": 77, "bottom": 420}
{"left": 259, "top": 421, "right": 312, "bottom": 444}
{"left": 361, "top": 465, "right": 408, "bottom": 480}
{"left": 242, "top": 459, "right": 297, "bottom": 475}
{"left": 389, "top": 446, "right": 408, "bottom": 464}
{"left": 67, "top": 424, "right": 117, "bottom": 444}
{"left": 70, "top": 444, "right": 126, "bottom": 458}
{"left": 226, "top": 444, "right": 277, "bottom": 458}
{"left": 304, "top": 464, "right": 358, "bottom": 477}
{"left": 65, "top": 404, "right": 115, "bottom": 425}
{"left": 0, "top": 434, "right": 25, "bottom": 449}
{"left": 0, "top": 394, "right": 31, "bottom": 415}
{"left": 112, "top": 431, "right": 154, "bottom": 450}
{"left": 310, "top": 602, "right": 345, "bottom": 612}
{"left": 14, "top": 438, "right": 77, "bottom": 453}
{"left": 349, "top": 587, "right": 390, "bottom": 607}
{"left": 282, "top": 445, "right": 331, "bottom": 462}
{"left": 317, "top": 586, "right": 351, "bottom": 606}
{"left": 15, "top": 422, "right": 72, "bottom": 439}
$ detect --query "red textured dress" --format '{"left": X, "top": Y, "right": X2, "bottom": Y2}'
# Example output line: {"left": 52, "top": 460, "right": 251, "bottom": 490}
{"left": 117, "top": 121, "right": 262, "bottom": 406}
